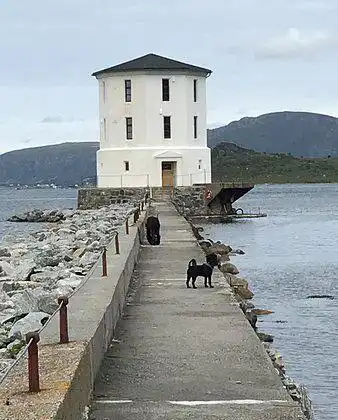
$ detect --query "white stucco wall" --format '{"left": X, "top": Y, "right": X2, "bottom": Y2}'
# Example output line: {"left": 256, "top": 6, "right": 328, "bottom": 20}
{"left": 95, "top": 70, "right": 211, "bottom": 187}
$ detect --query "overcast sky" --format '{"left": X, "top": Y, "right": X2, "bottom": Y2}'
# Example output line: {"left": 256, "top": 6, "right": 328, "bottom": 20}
{"left": 1, "top": 0, "right": 338, "bottom": 154}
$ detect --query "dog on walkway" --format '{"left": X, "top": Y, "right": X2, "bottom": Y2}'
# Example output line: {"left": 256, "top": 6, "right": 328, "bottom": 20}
{"left": 186, "top": 253, "right": 219, "bottom": 289}
{"left": 146, "top": 215, "right": 161, "bottom": 245}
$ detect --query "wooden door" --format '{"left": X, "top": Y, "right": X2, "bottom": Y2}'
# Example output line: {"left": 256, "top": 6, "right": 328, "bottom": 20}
{"left": 162, "top": 162, "right": 175, "bottom": 187}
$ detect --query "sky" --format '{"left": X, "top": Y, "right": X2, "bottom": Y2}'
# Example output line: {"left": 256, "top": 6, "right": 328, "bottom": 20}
{"left": 1, "top": 0, "right": 338, "bottom": 154}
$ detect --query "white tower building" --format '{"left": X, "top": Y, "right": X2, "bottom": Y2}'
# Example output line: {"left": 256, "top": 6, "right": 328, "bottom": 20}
{"left": 92, "top": 53, "right": 212, "bottom": 188}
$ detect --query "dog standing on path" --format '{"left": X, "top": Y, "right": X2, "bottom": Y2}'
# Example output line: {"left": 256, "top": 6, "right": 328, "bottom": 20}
{"left": 146, "top": 215, "right": 161, "bottom": 245}
{"left": 186, "top": 253, "right": 219, "bottom": 289}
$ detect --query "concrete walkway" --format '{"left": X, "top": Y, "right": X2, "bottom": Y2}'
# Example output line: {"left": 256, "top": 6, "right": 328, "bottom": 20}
{"left": 89, "top": 202, "right": 305, "bottom": 420}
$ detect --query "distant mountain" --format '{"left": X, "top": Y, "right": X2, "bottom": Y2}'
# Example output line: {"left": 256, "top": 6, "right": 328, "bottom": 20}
{"left": 208, "top": 111, "right": 338, "bottom": 157}
{"left": 0, "top": 142, "right": 99, "bottom": 187}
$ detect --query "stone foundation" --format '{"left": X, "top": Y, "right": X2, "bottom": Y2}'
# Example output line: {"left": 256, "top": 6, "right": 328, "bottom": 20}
{"left": 78, "top": 187, "right": 148, "bottom": 210}
{"left": 171, "top": 185, "right": 225, "bottom": 218}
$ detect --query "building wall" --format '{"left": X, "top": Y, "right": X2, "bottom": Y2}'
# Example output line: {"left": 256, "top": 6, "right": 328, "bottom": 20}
{"left": 97, "top": 147, "right": 211, "bottom": 187}
{"left": 96, "top": 70, "right": 211, "bottom": 187}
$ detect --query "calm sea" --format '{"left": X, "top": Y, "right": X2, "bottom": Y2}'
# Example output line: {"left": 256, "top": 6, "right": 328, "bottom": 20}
{"left": 0, "top": 184, "right": 336, "bottom": 418}
{"left": 0, "top": 187, "right": 77, "bottom": 241}
{"left": 204, "top": 183, "right": 338, "bottom": 420}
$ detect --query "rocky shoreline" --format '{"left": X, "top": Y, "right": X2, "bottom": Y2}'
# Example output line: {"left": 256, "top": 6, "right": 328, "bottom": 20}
{"left": 0, "top": 203, "right": 138, "bottom": 378}
{"left": 194, "top": 227, "right": 315, "bottom": 420}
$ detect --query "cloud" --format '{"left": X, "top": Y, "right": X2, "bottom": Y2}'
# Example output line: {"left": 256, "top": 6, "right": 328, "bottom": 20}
{"left": 256, "top": 28, "right": 338, "bottom": 59}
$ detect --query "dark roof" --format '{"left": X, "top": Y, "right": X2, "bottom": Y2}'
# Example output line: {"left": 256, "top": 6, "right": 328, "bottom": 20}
{"left": 92, "top": 53, "right": 212, "bottom": 77}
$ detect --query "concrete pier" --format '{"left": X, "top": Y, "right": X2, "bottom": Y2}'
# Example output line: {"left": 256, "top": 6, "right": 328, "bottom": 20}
{"left": 89, "top": 202, "right": 305, "bottom": 420}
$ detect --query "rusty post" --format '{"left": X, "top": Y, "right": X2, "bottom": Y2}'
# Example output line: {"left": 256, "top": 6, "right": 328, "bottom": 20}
{"left": 115, "top": 233, "right": 120, "bottom": 255}
{"left": 102, "top": 247, "right": 107, "bottom": 277}
{"left": 125, "top": 218, "right": 129, "bottom": 234}
{"left": 58, "top": 296, "right": 69, "bottom": 344}
{"left": 26, "top": 331, "right": 40, "bottom": 393}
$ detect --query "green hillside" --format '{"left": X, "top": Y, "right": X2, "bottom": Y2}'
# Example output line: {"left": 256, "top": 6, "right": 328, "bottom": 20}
{"left": 212, "top": 142, "right": 338, "bottom": 184}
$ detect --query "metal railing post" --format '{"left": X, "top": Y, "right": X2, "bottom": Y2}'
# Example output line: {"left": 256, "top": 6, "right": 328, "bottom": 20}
{"left": 102, "top": 247, "right": 107, "bottom": 277}
{"left": 58, "top": 297, "right": 69, "bottom": 344}
{"left": 133, "top": 209, "right": 139, "bottom": 223}
{"left": 26, "top": 332, "right": 40, "bottom": 393}
{"left": 115, "top": 233, "right": 120, "bottom": 254}
{"left": 125, "top": 218, "right": 129, "bottom": 234}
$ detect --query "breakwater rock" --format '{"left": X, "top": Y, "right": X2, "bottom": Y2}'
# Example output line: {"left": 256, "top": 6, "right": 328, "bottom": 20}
{"left": 7, "top": 209, "right": 75, "bottom": 223}
{"left": 0, "top": 202, "right": 137, "bottom": 377}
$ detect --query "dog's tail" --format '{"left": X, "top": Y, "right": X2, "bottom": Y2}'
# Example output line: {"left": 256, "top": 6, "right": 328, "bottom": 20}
{"left": 188, "top": 259, "right": 197, "bottom": 268}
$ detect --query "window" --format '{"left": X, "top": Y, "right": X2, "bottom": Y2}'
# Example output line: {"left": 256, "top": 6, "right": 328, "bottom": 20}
{"left": 102, "top": 81, "right": 106, "bottom": 103}
{"left": 194, "top": 116, "right": 198, "bottom": 139}
{"left": 124, "top": 161, "right": 130, "bottom": 171}
{"left": 193, "top": 79, "right": 197, "bottom": 102}
{"left": 163, "top": 116, "right": 171, "bottom": 139}
{"left": 126, "top": 117, "right": 133, "bottom": 140}
{"left": 162, "top": 78, "right": 170, "bottom": 101}
{"left": 198, "top": 159, "right": 202, "bottom": 170}
{"left": 125, "top": 79, "right": 131, "bottom": 102}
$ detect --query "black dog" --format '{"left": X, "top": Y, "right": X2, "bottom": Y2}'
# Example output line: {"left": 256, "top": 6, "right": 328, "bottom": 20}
{"left": 146, "top": 216, "right": 161, "bottom": 245}
{"left": 186, "top": 253, "right": 219, "bottom": 289}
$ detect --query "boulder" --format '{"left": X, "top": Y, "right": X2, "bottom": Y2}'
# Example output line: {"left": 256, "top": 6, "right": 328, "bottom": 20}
{"left": 9, "top": 312, "right": 49, "bottom": 340}
{"left": 226, "top": 274, "right": 248, "bottom": 288}
{"left": 246, "top": 310, "right": 258, "bottom": 330}
{"left": 208, "top": 243, "right": 232, "bottom": 255}
{"left": 34, "top": 246, "right": 64, "bottom": 267}
{"left": 10, "top": 289, "right": 39, "bottom": 314}
{"left": 0, "top": 248, "right": 11, "bottom": 258}
{"left": 14, "top": 260, "right": 36, "bottom": 281}
{"left": 57, "top": 273, "right": 83, "bottom": 289}
{"left": 7, "top": 209, "right": 66, "bottom": 223}
{"left": 75, "top": 230, "right": 87, "bottom": 241}
{"left": 233, "top": 285, "right": 254, "bottom": 300}
{"left": 257, "top": 332, "right": 274, "bottom": 342}
{"left": 252, "top": 309, "right": 274, "bottom": 315}
{"left": 0, "top": 293, "right": 14, "bottom": 311}
{"left": 30, "top": 269, "right": 59, "bottom": 285}
{"left": 219, "top": 263, "right": 239, "bottom": 275}
{"left": 0, "top": 261, "right": 15, "bottom": 277}
{"left": 79, "top": 251, "right": 100, "bottom": 268}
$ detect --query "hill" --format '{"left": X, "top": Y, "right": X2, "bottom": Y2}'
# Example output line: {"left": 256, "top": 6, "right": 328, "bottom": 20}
{"left": 0, "top": 142, "right": 99, "bottom": 187}
{"left": 208, "top": 111, "right": 338, "bottom": 157}
{"left": 212, "top": 142, "right": 338, "bottom": 184}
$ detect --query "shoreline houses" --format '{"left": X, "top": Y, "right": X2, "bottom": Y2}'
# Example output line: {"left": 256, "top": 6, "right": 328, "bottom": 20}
{"left": 92, "top": 53, "right": 212, "bottom": 188}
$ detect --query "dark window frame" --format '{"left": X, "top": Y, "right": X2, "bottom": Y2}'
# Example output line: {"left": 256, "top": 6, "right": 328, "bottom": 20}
{"left": 194, "top": 116, "right": 198, "bottom": 139}
{"left": 193, "top": 79, "right": 197, "bottom": 102}
{"left": 126, "top": 117, "right": 133, "bottom": 140}
{"left": 125, "top": 79, "right": 132, "bottom": 102}
{"left": 162, "top": 78, "right": 170, "bottom": 101}
{"left": 163, "top": 116, "right": 171, "bottom": 139}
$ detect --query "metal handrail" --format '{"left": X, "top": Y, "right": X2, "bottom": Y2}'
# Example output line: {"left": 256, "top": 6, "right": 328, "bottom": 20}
{"left": 0, "top": 196, "right": 148, "bottom": 389}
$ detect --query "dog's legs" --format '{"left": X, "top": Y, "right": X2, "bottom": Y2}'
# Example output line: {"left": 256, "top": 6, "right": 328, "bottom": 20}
{"left": 192, "top": 277, "right": 197, "bottom": 289}
{"left": 186, "top": 275, "right": 191, "bottom": 288}
{"left": 208, "top": 276, "right": 214, "bottom": 288}
{"left": 204, "top": 276, "right": 208, "bottom": 288}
